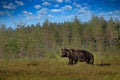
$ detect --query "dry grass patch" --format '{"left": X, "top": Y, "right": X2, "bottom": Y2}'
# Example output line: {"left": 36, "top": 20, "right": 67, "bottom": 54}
{"left": 0, "top": 54, "right": 120, "bottom": 80}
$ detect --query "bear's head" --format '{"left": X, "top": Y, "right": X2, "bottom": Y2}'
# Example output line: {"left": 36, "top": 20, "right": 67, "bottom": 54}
{"left": 61, "top": 48, "right": 70, "bottom": 57}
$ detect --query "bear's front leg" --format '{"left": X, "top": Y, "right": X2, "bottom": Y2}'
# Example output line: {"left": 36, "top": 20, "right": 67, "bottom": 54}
{"left": 68, "top": 58, "right": 73, "bottom": 65}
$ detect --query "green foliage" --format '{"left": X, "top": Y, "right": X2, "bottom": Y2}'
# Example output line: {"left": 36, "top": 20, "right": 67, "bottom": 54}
{"left": 0, "top": 15, "right": 120, "bottom": 59}
{"left": 5, "top": 39, "right": 19, "bottom": 55}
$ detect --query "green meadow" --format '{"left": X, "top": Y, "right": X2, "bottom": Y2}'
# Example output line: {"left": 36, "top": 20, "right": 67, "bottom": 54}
{"left": 0, "top": 52, "right": 120, "bottom": 80}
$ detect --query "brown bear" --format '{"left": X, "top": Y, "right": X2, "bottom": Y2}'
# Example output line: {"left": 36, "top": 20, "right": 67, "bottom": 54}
{"left": 61, "top": 48, "right": 94, "bottom": 65}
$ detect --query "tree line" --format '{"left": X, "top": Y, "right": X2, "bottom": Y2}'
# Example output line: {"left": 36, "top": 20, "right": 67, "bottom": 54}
{"left": 0, "top": 15, "right": 120, "bottom": 59}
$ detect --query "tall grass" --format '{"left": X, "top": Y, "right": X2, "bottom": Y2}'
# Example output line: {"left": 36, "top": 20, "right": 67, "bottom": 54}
{"left": 0, "top": 52, "right": 120, "bottom": 80}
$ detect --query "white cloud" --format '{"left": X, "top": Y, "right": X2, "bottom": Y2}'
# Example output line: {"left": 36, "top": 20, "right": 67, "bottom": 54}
{"left": 51, "top": 9, "right": 62, "bottom": 12}
{"left": 41, "top": 0, "right": 46, "bottom": 1}
{"left": 37, "top": 8, "right": 48, "bottom": 14}
{"left": 65, "top": 0, "right": 71, "bottom": 2}
{"left": 23, "top": 11, "right": 32, "bottom": 15}
{"left": 48, "top": 15, "right": 54, "bottom": 18}
{"left": 3, "top": 3, "right": 16, "bottom": 9}
{"left": 99, "top": 10, "right": 120, "bottom": 17}
{"left": 34, "top": 5, "right": 41, "bottom": 9}
{"left": 51, "top": 15, "right": 74, "bottom": 22}
{"left": 112, "top": 15, "right": 118, "bottom": 18}
{"left": 108, "top": 12, "right": 113, "bottom": 14}
{"left": 115, "top": 10, "right": 120, "bottom": 14}
{"left": 61, "top": 15, "right": 74, "bottom": 19}
{"left": 0, "top": 11, "right": 7, "bottom": 15}
{"left": 78, "top": 9, "right": 86, "bottom": 13}
{"left": 62, "top": 5, "right": 72, "bottom": 10}
{"left": 42, "top": 2, "right": 51, "bottom": 6}
{"left": 15, "top": 0, "right": 24, "bottom": 6}
{"left": 78, "top": 8, "right": 90, "bottom": 13}
{"left": 56, "top": 0, "right": 63, "bottom": 3}
{"left": 73, "top": 2, "right": 81, "bottom": 8}
{"left": 24, "top": 14, "right": 54, "bottom": 21}
{"left": 54, "top": 4, "right": 59, "bottom": 7}
{"left": 25, "top": 15, "right": 42, "bottom": 20}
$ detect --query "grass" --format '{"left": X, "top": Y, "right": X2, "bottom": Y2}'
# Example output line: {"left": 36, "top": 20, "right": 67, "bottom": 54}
{"left": 0, "top": 53, "right": 120, "bottom": 80}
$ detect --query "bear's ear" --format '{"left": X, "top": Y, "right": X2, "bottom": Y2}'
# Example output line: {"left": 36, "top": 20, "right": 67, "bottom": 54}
{"left": 65, "top": 48, "right": 69, "bottom": 51}
{"left": 64, "top": 48, "right": 67, "bottom": 50}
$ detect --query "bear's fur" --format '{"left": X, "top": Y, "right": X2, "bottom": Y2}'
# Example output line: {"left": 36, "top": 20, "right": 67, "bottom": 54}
{"left": 61, "top": 48, "right": 94, "bottom": 65}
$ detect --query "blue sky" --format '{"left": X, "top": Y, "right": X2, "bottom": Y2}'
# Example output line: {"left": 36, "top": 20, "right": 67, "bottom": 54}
{"left": 0, "top": 0, "right": 120, "bottom": 28}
